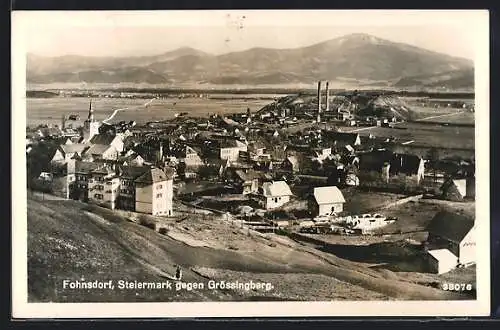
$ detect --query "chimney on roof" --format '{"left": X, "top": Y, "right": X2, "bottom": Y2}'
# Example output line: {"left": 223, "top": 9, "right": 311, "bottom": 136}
{"left": 325, "top": 81, "right": 330, "bottom": 112}
{"left": 317, "top": 81, "right": 322, "bottom": 123}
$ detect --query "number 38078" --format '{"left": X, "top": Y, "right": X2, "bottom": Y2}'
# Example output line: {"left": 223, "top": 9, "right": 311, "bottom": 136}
{"left": 442, "top": 283, "right": 473, "bottom": 291}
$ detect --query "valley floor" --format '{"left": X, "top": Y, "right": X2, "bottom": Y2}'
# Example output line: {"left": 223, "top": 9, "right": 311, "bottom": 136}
{"left": 26, "top": 193, "right": 474, "bottom": 302}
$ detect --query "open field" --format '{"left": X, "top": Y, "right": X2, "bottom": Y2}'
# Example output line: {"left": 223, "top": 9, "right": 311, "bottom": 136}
{"left": 26, "top": 96, "right": 273, "bottom": 127}
{"left": 355, "top": 121, "right": 474, "bottom": 151}
{"left": 27, "top": 193, "right": 472, "bottom": 302}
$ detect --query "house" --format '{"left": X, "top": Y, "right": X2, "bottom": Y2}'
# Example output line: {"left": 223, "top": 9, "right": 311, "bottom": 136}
{"left": 260, "top": 181, "right": 293, "bottom": 210}
{"left": 83, "top": 144, "right": 119, "bottom": 161}
{"left": 283, "top": 156, "right": 300, "bottom": 173}
{"left": 135, "top": 167, "right": 175, "bottom": 216}
{"left": 427, "top": 249, "right": 460, "bottom": 275}
{"left": 90, "top": 133, "right": 124, "bottom": 153}
{"left": 426, "top": 211, "right": 475, "bottom": 272}
{"left": 311, "top": 186, "right": 346, "bottom": 216}
{"left": 70, "top": 161, "right": 101, "bottom": 201}
{"left": 116, "top": 166, "right": 151, "bottom": 211}
{"left": 324, "top": 132, "right": 361, "bottom": 148}
{"left": 50, "top": 143, "right": 89, "bottom": 165}
{"left": 233, "top": 169, "right": 264, "bottom": 195}
{"left": 248, "top": 141, "right": 267, "bottom": 157}
{"left": 87, "top": 166, "right": 120, "bottom": 210}
{"left": 391, "top": 153, "right": 425, "bottom": 184}
{"left": 118, "top": 152, "right": 145, "bottom": 167}
{"left": 440, "top": 179, "right": 467, "bottom": 201}
{"left": 219, "top": 139, "right": 248, "bottom": 162}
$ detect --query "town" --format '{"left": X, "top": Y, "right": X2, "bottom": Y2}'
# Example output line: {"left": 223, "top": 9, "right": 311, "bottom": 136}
{"left": 26, "top": 81, "right": 476, "bottom": 283}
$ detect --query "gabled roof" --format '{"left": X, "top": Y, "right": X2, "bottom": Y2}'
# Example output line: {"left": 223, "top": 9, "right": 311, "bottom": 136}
{"left": 262, "top": 181, "right": 293, "bottom": 197}
{"left": 90, "top": 133, "right": 121, "bottom": 146}
{"left": 119, "top": 165, "right": 150, "bottom": 180}
{"left": 314, "top": 186, "right": 346, "bottom": 204}
{"left": 428, "top": 248, "right": 457, "bottom": 261}
{"left": 85, "top": 144, "right": 116, "bottom": 156}
{"left": 91, "top": 166, "right": 115, "bottom": 175}
{"left": 426, "top": 211, "right": 474, "bottom": 243}
{"left": 135, "top": 167, "right": 172, "bottom": 184}
{"left": 324, "top": 131, "right": 360, "bottom": 144}
{"left": 59, "top": 143, "right": 89, "bottom": 155}
{"left": 220, "top": 139, "right": 246, "bottom": 149}
{"left": 235, "top": 169, "right": 263, "bottom": 182}
{"left": 75, "top": 161, "right": 101, "bottom": 174}
{"left": 393, "top": 153, "right": 423, "bottom": 174}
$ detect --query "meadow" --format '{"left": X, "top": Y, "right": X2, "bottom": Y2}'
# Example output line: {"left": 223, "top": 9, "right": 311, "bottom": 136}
{"left": 26, "top": 96, "right": 274, "bottom": 127}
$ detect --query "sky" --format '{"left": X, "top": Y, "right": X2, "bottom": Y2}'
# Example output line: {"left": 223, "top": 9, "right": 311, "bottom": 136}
{"left": 14, "top": 10, "right": 486, "bottom": 60}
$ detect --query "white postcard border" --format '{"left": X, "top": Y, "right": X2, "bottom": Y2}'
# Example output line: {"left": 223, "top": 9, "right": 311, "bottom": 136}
{"left": 11, "top": 10, "right": 491, "bottom": 318}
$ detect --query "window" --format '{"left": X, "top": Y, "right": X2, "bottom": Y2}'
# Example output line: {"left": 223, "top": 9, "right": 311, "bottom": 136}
{"left": 156, "top": 193, "right": 162, "bottom": 199}
{"left": 95, "top": 194, "right": 103, "bottom": 199}
{"left": 274, "top": 198, "right": 278, "bottom": 203}
{"left": 106, "top": 181, "right": 112, "bottom": 185}
{"left": 157, "top": 184, "right": 162, "bottom": 189}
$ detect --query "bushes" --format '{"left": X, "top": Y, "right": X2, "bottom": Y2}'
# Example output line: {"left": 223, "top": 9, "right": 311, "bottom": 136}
{"left": 138, "top": 216, "right": 157, "bottom": 230}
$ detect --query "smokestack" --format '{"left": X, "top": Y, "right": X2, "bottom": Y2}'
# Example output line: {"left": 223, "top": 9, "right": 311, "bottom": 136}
{"left": 317, "top": 81, "right": 322, "bottom": 123}
{"left": 325, "top": 81, "right": 330, "bottom": 112}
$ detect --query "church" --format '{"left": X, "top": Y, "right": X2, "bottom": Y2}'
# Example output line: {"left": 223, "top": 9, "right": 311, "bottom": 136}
{"left": 81, "top": 100, "right": 101, "bottom": 142}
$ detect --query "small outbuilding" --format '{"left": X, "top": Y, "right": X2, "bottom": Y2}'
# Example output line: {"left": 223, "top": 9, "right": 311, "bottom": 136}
{"left": 427, "top": 249, "right": 459, "bottom": 274}
{"left": 311, "top": 186, "right": 346, "bottom": 216}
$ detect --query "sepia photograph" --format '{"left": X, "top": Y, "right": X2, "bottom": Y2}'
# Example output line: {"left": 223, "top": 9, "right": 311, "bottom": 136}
{"left": 12, "top": 10, "right": 490, "bottom": 318}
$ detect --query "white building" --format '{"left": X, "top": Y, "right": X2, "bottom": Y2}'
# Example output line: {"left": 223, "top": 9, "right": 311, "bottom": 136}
{"left": 219, "top": 139, "right": 248, "bottom": 162}
{"left": 260, "top": 181, "right": 293, "bottom": 210}
{"left": 135, "top": 167, "right": 174, "bottom": 216}
{"left": 426, "top": 211, "right": 476, "bottom": 273}
{"left": 312, "top": 186, "right": 346, "bottom": 216}
{"left": 87, "top": 166, "right": 120, "bottom": 210}
{"left": 428, "top": 249, "right": 459, "bottom": 275}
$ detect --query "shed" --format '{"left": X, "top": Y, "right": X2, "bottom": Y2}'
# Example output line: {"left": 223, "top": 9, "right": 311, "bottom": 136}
{"left": 427, "top": 249, "right": 458, "bottom": 274}
{"left": 312, "top": 186, "right": 346, "bottom": 216}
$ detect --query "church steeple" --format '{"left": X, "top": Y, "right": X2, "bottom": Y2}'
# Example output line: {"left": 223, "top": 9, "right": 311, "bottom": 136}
{"left": 88, "top": 99, "right": 94, "bottom": 122}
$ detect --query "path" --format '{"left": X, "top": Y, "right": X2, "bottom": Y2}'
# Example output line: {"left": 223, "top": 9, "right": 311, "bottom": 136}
{"left": 415, "top": 110, "right": 465, "bottom": 122}
{"left": 102, "top": 97, "right": 156, "bottom": 124}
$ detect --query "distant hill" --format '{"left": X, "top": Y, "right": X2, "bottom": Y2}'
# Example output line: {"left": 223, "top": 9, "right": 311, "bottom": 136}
{"left": 394, "top": 68, "right": 474, "bottom": 90}
{"left": 27, "top": 33, "right": 474, "bottom": 89}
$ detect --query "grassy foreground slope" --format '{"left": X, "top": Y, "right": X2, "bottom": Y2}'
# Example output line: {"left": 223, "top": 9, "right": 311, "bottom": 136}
{"left": 27, "top": 194, "right": 470, "bottom": 302}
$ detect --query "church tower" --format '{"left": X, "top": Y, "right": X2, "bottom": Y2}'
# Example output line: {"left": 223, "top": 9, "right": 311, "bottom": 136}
{"left": 82, "top": 99, "right": 101, "bottom": 142}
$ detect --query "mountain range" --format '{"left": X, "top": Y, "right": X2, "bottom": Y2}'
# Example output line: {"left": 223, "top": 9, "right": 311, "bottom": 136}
{"left": 27, "top": 33, "right": 474, "bottom": 89}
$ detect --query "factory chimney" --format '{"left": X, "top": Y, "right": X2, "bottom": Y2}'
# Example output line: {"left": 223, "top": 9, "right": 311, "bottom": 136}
{"left": 61, "top": 115, "right": 66, "bottom": 130}
{"left": 325, "top": 81, "right": 330, "bottom": 112}
{"left": 317, "top": 81, "right": 322, "bottom": 123}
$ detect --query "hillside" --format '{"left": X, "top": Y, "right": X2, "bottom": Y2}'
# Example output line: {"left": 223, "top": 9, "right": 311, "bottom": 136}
{"left": 27, "top": 192, "right": 471, "bottom": 302}
{"left": 27, "top": 33, "right": 473, "bottom": 89}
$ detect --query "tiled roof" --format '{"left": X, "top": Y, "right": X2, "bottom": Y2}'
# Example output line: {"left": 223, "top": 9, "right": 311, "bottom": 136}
{"left": 90, "top": 134, "right": 119, "bottom": 146}
{"left": 85, "top": 144, "right": 116, "bottom": 156}
{"left": 60, "top": 143, "right": 89, "bottom": 155}
{"left": 119, "top": 165, "right": 150, "bottom": 179}
{"left": 135, "top": 167, "right": 171, "bottom": 184}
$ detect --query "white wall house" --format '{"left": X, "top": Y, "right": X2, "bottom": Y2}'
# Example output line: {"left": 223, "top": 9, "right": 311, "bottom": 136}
{"left": 426, "top": 211, "right": 476, "bottom": 274}
{"left": 428, "top": 249, "right": 459, "bottom": 275}
{"left": 135, "top": 167, "right": 174, "bottom": 216}
{"left": 313, "top": 186, "right": 346, "bottom": 216}
{"left": 87, "top": 167, "right": 120, "bottom": 209}
{"left": 220, "top": 140, "right": 248, "bottom": 162}
{"left": 261, "top": 181, "right": 293, "bottom": 210}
